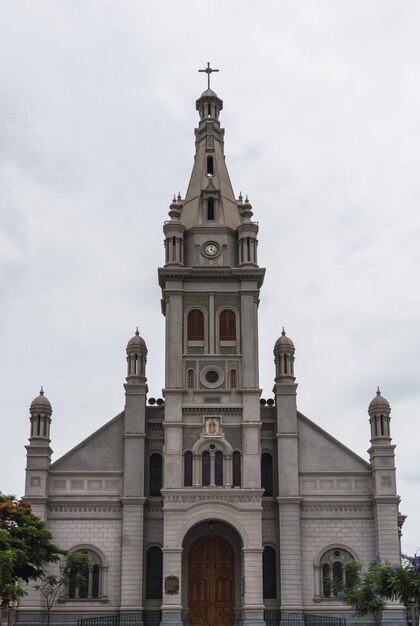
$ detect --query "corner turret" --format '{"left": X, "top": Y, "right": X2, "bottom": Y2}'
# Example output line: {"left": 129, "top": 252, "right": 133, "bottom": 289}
{"left": 367, "top": 387, "right": 401, "bottom": 564}
{"left": 24, "top": 387, "right": 53, "bottom": 517}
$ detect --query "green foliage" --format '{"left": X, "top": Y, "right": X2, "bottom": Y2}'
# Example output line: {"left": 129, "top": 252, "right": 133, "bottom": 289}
{"left": 335, "top": 554, "right": 420, "bottom": 626}
{"left": 0, "top": 494, "right": 65, "bottom": 605}
{"left": 35, "top": 551, "right": 90, "bottom": 626}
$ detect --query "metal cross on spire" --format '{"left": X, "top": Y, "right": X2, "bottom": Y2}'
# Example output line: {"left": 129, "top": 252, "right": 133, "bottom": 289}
{"left": 198, "top": 62, "right": 219, "bottom": 90}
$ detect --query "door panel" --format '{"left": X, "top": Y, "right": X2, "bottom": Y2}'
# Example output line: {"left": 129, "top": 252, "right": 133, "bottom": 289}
{"left": 188, "top": 535, "right": 235, "bottom": 626}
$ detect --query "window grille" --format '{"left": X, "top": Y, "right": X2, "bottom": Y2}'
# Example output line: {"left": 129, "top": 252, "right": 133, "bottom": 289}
{"left": 202, "top": 451, "right": 210, "bottom": 486}
{"left": 207, "top": 197, "right": 215, "bottom": 220}
{"left": 321, "top": 548, "right": 355, "bottom": 597}
{"left": 67, "top": 550, "right": 102, "bottom": 599}
{"left": 184, "top": 451, "right": 193, "bottom": 487}
{"left": 232, "top": 451, "right": 241, "bottom": 487}
{"left": 215, "top": 450, "right": 223, "bottom": 486}
{"left": 146, "top": 546, "right": 163, "bottom": 600}
{"left": 230, "top": 369, "right": 237, "bottom": 389}
{"left": 149, "top": 453, "right": 162, "bottom": 496}
{"left": 263, "top": 546, "right": 277, "bottom": 599}
{"left": 261, "top": 453, "right": 273, "bottom": 496}
{"left": 187, "top": 369, "right": 195, "bottom": 389}
{"left": 219, "top": 309, "right": 236, "bottom": 341}
{"left": 187, "top": 309, "right": 204, "bottom": 341}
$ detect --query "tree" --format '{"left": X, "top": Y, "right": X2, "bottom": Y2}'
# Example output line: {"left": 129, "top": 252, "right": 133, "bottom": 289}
{"left": 0, "top": 494, "right": 64, "bottom": 605}
{"left": 35, "top": 551, "right": 90, "bottom": 626}
{"left": 336, "top": 555, "right": 420, "bottom": 626}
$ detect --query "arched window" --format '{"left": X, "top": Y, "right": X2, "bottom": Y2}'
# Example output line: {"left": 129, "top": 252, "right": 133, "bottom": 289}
{"left": 187, "top": 369, "right": 195, "bottom": 389}
{"left": 187, "top": 309, "right": 204, "bottom": 341}
{"left": 149, "top": 453, "right": 162, "bottom": 496}
{"left": 232, "top": 451, "right": 241, "bottom": 487}
{"left": 230, "top": 369, "right": 237, "bottom": 389}
{"left": 263, "top": 546, "right": 277, "bottom": 599}
{"left": 320, "top": 548, "right": 355, "bottom": 597}
{"left": 207, "top": 156, "right": 214, "bottom": 176}
{"left": 146, "top": 546, "right": 163, "bottom": 599}
{"left": 202, "top": 451, "right": 210, "bottom": 486}
{"left": 184, "top": 451, "right": 193, "bottom": 487}
{"left": 215, "top": 451, "right": 223, "bottom": 486}
{"left": 219, "top": 310, "right": 236, "bottom": 341}
{"left": 68, "top": 549, "right": 102, "bottom": 599}
{"left": 207, "top": 197, "right": 215, "bottom": 220}
{"left": 261, "top": 453, "right": 273, "bottom": 496}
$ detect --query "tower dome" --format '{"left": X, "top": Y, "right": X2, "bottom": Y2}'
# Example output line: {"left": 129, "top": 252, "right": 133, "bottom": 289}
{"left": 127, "top": 327, "right": 147, "bottom": 352}
{"left": 30, "top": 387, "right": 52, "bottom": 415}
{"left": 275, "top": 328, "right": 295, "bottom": 351}
{"left": 368, "top": 387, "right": 390, "bottom": 415}
{"left": 126, "top": 328, "right": 148, "bottom": 381}
{"left": 274, "top": 328, "right": 296, "bottom": 382}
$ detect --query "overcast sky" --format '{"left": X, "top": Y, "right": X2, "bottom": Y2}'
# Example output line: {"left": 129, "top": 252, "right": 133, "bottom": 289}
{"left": 0, "top": 1, "right": 419, "bottom": 555}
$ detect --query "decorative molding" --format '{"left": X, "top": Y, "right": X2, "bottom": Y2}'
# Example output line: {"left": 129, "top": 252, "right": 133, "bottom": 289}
{"left": 162, "top": 489, "right": 263, "bottom": 505}
{"left": 49, "top": 503, "right": 121, "bottom": 514}
{"left": 301, "top": 503, "right": 372, "bottom": 513}
{"left": 183, "top": 407, "right": 242, "bottom": 416}
{"left": 147, "top": 423, "right": 163, "bottom": 431}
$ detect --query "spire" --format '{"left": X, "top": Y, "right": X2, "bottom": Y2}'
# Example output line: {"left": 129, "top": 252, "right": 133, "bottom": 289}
{"left": 179, "top": 76, "right": 241, "bottom": 231}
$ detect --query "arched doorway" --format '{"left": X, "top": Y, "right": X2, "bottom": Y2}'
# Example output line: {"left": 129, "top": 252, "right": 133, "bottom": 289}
{"left": 188, "top": 534, "right": 235, "bottom": 626}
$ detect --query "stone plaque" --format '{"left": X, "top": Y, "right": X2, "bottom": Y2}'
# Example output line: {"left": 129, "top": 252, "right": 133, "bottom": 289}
{"left": 165, "top": 575, "right": 179, "bottom": 595}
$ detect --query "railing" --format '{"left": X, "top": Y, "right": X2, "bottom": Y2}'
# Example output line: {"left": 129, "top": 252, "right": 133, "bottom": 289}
{"left": 264, "top": 611, "right": 346, "bottom": 626}
{"left": 79, "top": 611, "right": 343, "bottom": 626}
{"left": 78, "top": 612, "right": 161, "bottom": 626}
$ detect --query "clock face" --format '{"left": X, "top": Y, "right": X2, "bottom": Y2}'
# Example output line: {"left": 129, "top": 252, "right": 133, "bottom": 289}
{"left": 204, "top": 242, "right": 219, "bottom": 257}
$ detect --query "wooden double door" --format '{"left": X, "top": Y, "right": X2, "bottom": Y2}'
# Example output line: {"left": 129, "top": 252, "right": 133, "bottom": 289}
{"left": 188, "top": 535, "right": 235, "bottom": 626}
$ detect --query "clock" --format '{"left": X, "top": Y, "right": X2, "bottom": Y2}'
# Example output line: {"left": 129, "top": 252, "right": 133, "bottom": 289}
{"left": 204, "top": 242, "right": 219, "bottom": 257}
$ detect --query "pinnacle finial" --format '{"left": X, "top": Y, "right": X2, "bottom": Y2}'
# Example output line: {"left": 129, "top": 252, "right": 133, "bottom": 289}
{"left": 376, "top": 386, "right": 381, "bottom": 396}
{"left": 245, "top": 195, "right": 249, "bottom": 203}
{"left": 40, "top": 386, "right": 44, "bottom": 395}
{"left": 198, "top": 62, "right": 219, "bottom": 90}
{"left": 173, "top": 194, "right": 176, "bottom": 202}
{"left": 239, "top": 192, "right": 243, "bottom": 203}
{"left": 135, "top": 327, "right": 139, "bottom": 336}
{"left": 177, "top": 192, "right": 181, "bottom": 202}
{"left": 282, "top": 327, "right": 286, "bottom": 336}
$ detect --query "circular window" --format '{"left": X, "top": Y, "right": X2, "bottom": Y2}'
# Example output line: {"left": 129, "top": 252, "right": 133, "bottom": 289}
{"left": 334, "top": 550, "right": 341, "bottom": 558}
{"left": 200, "top": 365, "right": 225, "bottom": 389}
{"left": 205, "top": 370, "right": 219, "bottom": 383}
{"left": 209, "top": 444, "right": 216, "bottom": 450}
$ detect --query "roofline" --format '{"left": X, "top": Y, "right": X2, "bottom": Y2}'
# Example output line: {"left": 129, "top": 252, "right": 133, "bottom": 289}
{"left": 50, "top": 411, "right": 124, "bottom": 470}
{"left": 297, "top": 411, "right": 371, "bottom": 470}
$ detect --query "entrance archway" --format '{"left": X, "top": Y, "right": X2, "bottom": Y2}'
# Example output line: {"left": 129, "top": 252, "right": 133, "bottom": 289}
{"left": 188, "top": 534, "right": 235, "bottom": 626}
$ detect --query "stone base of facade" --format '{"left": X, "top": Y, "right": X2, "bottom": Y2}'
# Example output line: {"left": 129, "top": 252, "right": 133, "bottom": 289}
{"left": 160, "top": 609, "right": 183, "bottom": 626}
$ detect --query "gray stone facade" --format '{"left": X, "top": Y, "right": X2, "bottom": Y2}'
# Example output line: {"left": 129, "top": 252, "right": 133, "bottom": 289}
{"left": 18, "top": 88, "right": 406, "bottom": 626}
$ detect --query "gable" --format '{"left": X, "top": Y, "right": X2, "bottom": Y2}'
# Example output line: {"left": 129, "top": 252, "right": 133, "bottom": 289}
{"left": 298, "top": 412, "right": 370, "bottom": 472}
{"left": 50, "top": 413, "right": 124, "bottom": 472}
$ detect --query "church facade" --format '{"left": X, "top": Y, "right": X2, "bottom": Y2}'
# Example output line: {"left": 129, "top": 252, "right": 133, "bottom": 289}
{"left": 20, "top": 86, "right": 405, "bottom": 626}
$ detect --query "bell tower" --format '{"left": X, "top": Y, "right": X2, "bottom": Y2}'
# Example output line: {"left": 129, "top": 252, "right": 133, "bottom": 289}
{"left": 158, "top": 80, "right": 266, "bottom": 485}
{"left": 158, "top": 68, "right": 266, "bottom": 626}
